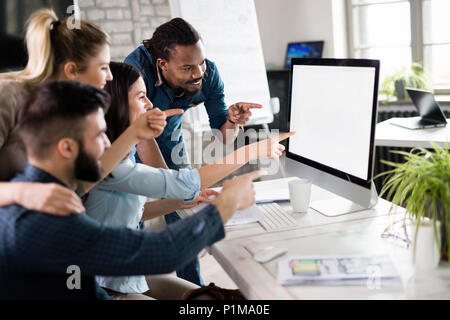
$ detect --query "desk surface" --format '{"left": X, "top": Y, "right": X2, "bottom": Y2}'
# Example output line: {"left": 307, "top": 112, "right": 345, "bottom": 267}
{"left": 210, "top": 177, "right": 450, "bottom": 300}
{"left": 376, "top": 118, "right": 450, "bottom": 148}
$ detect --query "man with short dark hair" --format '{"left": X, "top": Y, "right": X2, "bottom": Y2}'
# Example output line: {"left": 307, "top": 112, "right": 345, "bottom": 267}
{"left": 126, "top": 18, "right": 262, "bottom": 168}
{"left": 0, "top": 81, "right": 264, "bottom": 300}
{"left": 125, "top": 17, "right": 263, "bottom": 286}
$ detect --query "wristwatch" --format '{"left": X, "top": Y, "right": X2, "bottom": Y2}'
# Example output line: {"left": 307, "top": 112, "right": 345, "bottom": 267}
{"left": 227, "top": 115, "right": 236, "bottom": 125}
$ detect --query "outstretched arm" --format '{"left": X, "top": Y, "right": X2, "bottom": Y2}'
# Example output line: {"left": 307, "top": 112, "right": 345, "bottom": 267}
{"left": 141, "top": 198, "right": 184, "bottom": 221}
{"left": 141, "top": 189, "right": 219, "bottom": 221}
{"left": 198, "top": 132, "right": 295, "bottom": 189}
{"left": 139, "top": 132, "right": 294, "bottom": 221}
{"left": 81, "top": 108, "right": 183, "bottom": 194}
{"left": 137, "top": 138, "right": 168, "bottom": 169}
{"left": 14, "top": 171, "right": 264, "bottom": 278}
{"left": 219, "top": 102, "right": 263, "bottom": 144}
{"left": 0, "top": 182, "right": 84, "bottom": 215}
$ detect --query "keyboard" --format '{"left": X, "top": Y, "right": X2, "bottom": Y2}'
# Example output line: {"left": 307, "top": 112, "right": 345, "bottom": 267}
{"left": 258, "top": 202, "right": 298, "bottom": 231}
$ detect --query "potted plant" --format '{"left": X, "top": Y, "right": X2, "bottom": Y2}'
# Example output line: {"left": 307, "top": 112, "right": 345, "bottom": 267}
{"left": 375, "top": 143, "right": 449, "bottom": 268}
{"left": 379, "top": 62, "right": 433, "bottom": 103}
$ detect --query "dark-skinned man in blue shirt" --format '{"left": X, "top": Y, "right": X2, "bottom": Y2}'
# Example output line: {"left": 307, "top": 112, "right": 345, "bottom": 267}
{"left": 125, "top": 18, "right": 263, "bottom": 285}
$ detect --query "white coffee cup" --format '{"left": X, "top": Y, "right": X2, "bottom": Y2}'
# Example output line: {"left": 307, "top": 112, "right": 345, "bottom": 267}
{"left": 288, "top": 178, "right": 312, "bottom": 213}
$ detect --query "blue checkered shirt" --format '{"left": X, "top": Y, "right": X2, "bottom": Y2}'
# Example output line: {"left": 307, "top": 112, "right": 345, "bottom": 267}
{"left": 0, "top": 164, "right": 225, "bottom": 300}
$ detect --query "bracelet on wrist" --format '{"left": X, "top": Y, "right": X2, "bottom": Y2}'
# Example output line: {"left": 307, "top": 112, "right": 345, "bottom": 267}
{"left": 227, "top": 116, "right": 236, "bottom": 125}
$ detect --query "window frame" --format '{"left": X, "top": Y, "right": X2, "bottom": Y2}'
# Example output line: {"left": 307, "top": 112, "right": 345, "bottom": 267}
{"left": 346, "top": 0, "right": 450, "bottom": 94}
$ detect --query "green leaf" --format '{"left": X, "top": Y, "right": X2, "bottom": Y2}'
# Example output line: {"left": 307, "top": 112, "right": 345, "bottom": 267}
{"left": 379, "top": 143, "right": 450, "bottom": 264}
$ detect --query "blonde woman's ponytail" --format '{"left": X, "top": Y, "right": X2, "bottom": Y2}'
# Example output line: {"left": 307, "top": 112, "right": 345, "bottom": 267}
{"left": 14, "top": 9, "right": 58, "bottom": 84}
{"left": 1, "top": 9, "right": 110, "bottom": 84}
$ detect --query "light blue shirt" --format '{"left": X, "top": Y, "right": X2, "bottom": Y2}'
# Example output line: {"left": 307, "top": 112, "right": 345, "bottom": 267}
{"left": 84, "top": 158, "right": 201, "bottom": 294}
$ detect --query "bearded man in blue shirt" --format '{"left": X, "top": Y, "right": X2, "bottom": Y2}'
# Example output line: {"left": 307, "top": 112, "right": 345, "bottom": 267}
{"left": 125, "top": 18, "right": 263, "bottom": 285}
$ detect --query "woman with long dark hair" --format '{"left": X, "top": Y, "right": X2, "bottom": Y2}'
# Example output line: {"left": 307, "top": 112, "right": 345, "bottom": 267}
{"left": 84, "top": 62, "right": 294, "bottom": 300}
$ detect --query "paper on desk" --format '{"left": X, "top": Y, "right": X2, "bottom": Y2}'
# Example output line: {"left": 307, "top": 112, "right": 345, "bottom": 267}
{"left": 224, "top": 205, "right": 265, "bottom": 226}
{"left": 277, "top": 254, "right": 401, "bottom": 286}
{"left": 209, "top": 186, "right": 290, "bottom": 204}
{"left": 177, "top": 203, "right": 264, "bottom": 227}
{"left": 254, "top": 189, "right": 290, "bottom": 203}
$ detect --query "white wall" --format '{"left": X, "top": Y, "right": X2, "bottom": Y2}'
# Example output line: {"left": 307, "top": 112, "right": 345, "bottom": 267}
{"left": 254, "top": 0, "right": 348, "bottom": 69}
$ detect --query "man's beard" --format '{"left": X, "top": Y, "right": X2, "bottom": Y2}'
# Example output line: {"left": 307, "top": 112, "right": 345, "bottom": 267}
{"left": 183, "top": 87, "right": 202, "bottom": 98}
{"left": 183, "top": 77, "right": 203, "bottom": 98}
{"left": 74, "top": 143, "right": 102, "bottom": 182}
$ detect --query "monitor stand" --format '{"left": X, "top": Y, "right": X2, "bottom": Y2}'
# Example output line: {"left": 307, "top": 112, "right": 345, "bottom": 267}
{"left": 310, "top": 182, "right": 379, "bottom": 217}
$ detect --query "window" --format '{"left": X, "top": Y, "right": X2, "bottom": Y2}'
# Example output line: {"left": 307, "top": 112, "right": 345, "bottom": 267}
{"left": 347, "top": 0, "right": 450, "bottom": 93}
{"left": 423, "top": 0, "right": 450, "bottom": 90}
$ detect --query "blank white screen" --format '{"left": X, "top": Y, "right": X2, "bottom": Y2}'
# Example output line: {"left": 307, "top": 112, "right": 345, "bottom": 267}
{"left": 289, "top": 65, "right": 376, "bottom": 180}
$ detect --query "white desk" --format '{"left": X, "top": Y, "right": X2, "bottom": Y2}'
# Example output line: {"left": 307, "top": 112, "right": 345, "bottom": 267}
{"left": 210, "top": 177, "right": 450, "bottom": 300}
{"left": 376, "top": 118, "right": 450, "bottom": 148}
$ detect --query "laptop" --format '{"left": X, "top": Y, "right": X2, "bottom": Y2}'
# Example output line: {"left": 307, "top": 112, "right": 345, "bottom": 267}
{"left": 389, "top": 88, "right": 448, "bottom": 130}
{"left": 284, "top": 41, "right": 324, "bottom": 69}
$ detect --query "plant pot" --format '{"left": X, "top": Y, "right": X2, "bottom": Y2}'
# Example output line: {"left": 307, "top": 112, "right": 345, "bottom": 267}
{"left": 409, "top": 219, "right": 441, "bottom": 270}
{"left": 427, "top": 201, "right": 448, "bottom": 261}
{"left": 440, "top": 222, "right": 448, "bottom": 261}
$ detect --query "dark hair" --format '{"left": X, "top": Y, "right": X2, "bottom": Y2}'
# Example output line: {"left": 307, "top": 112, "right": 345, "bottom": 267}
{"left": 143, "top": 17, "right": 201, "bottom": 60}
{"left": 103, "top": 62, "right": 142, "bottom": 143}
{"left": 19, "top": 80, "right": 110, "bottom": 159}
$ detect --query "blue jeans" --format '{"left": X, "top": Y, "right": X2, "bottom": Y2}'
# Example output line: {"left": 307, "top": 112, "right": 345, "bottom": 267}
{"left": 139, "top": 215, "right": 204, "bottom": 286}
{"left": 164, "top": 212, "right": 205, "bottom": 286}
{"left": 164, "top": 211, "right": 204, "bottom": 286}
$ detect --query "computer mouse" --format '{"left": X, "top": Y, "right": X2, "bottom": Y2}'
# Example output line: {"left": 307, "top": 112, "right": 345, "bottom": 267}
{"left": 253, "top": 246, "right": 288, "bottom": 263}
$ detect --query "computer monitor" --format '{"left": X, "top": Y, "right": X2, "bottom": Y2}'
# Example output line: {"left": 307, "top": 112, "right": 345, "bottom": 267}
{"left": 285, "top": 41, "right": 324, "bottom": 69}
{"left": 285, "top": 58, "right": 380, "bottom": 217}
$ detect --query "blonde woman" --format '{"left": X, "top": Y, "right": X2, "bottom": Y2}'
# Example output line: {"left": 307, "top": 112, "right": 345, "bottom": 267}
{"left": 0, "top": 9, "right": 172, "bottom": 214}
